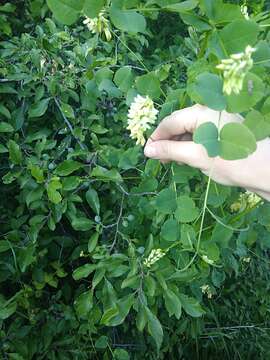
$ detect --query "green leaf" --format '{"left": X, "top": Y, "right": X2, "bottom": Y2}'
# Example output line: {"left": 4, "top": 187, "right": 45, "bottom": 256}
{"left": 105, "top": 294, "right": 134, "bottom": 326}
{"left": 155, "top": 188, "right": 177, "bottom": 214}
{"left": 114, "top": 66, "right": 134, "bottom": 93}
{"left": 219, "top": 19, "right": 259, "bottom": 55}
{"left": 71, "top": 217, "right": 94, "bottom": 231}
{"left": 0, "top": 302, "right": 17, "bottom": 320}
{"left": 118, "top": 147, "right": 140, "bottom": 170}
{"left": 113, "top": 349, "right": 130, "bottom": 360}
{"left": 28, "top": 98, "right": 50, "bottom": 118}
{"left": 109, "top": 7, "right": 146, "bottom": 34}
{"left": 165, "top": 0, "right": 198, "bottom": 13}
{"left": 136, "top": 72, "right": 161, "bottom": 99}
{"left": 200, "top": 0, "right": 243, "bottom": 24}
{"left": 74, "top": 290, "right": 93, "bottom": 317}
{"left": 187, "top": 72, "right": 226, "bottom": 111}
{"left": 73, "top": 264, "right": 96, "bottom": 280}
{"left": 95, "top": 335, "right": 108, "bottom": 349}
{"left": 212, "top": 223, "right": 233, "bottom": 248}
{"left": 30, "top": 165, "right": 44, "bottom": 183}
{"left": 175, "top": 196, "right": 199, "bottom": 223}
{"left": 8, "top": 140, "right": 22, "bottom": 165}
{"left": 193, "top": 122, "right": 220, "bottom": 157}
{"left": 55, "top": 160, "right": 82, "bottom": 176}
{"left": 0, "top": 104, "right": 11, "bottom": 119}
{"left": 100, "top": 306, "right": 119, "bottom": 325}
{"left": 145, "top": 307, "right": 163, "bottom": 350}
{"left": 47, "top": 178, "right": 62, "bottom": 204}
{"left": 88, "top": 232, "right": 99, "bottom": 253}
{"left": 83, "top": 0, "right": 105, "bottom": 18}
{"left": 179, "top": 294, "right": 205, "bottom": 317}
{"left": 0, "top": 121, "right": 14, "bottom": 132}
{"left": 226, "top": 73, "right": 265, "bottom": 113}
{"left": 0, "top": 240, "right": 10, "bottom": 253}
{"left": 161, "top": 219, "right": 180, "bottom": 242}
{"left": 244, "top": 110, "right": 270, "bottom": 141}
{"left": 61, "top": 103, "right": 75, "bottom": 119}
{"left": 86, "top": 188, "right": 100, "bottom": 215}
{"left": 47, "top": 0, "right": 84, "bottom": 25}
{"left": 91, "top": 166, "right": 122, "bottom": 182}
{"left": 164, "top": 289, "right": 182, "bottom": 319}
{"left": 219, "top": 122, "right": 257, "bottom": 160}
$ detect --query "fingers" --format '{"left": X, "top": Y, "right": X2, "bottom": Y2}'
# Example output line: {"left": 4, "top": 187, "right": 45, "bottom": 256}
{"left": 144, "top": 139, "right": 210, "bottom": 170}
{"left": 147, "top": 105, "right": 244, "bottom": 145}
{"left": 148, "top": 105, "right": 200, "bottom": 143}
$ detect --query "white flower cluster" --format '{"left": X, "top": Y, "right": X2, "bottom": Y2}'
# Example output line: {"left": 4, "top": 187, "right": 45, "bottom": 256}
{"left": 143, "top": 248, "right": 165, "bottom": 268}
{"left": 202, "top": 255, "right": 214, "bottom": 265}
{"left": 83, "top": 11, "right": 111, "bottom": 41}
{"left": 200, "top": 284, "right": 213, "bottom": 299}
{"left": 230, "top": 191, "right": 261, "bottom": 212}
{"left": 216, "top": 45, "right": 256, "bottom": 95}
{"left": 127, "top": 95, "right": 158, "bottom": 146}
{"left": 240, "top": 5, "right": 249, "bottom": 19}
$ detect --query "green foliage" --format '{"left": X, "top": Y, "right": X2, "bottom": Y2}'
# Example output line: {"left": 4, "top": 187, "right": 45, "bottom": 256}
{"left": 1, "top": 1, "right": 270, "bottom": 359}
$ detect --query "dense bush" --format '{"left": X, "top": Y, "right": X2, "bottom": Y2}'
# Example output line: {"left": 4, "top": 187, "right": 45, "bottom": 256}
{"left": 1, "top": 1, "right": 270, "bottom": 359}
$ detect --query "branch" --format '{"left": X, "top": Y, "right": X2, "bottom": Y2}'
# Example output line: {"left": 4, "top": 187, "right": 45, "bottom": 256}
{"left": 118, "top": 184, "right": 157, "bottom": 197}
{"left": 109, "top": 194, "right": 124, "bottom": 253}
{"left": 54, "top": 98, "right": 86, "bottom": 150}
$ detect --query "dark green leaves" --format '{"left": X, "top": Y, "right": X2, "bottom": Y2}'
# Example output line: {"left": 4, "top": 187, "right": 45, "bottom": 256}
{"left": 155, "top": 188, "right": 177, "bottom": 214}
{"left": 135, "top": 72, "right": 161, "bottom": 99}
{"left": 165, "top": 0, "right": 198, "bottom": 13}
{"left": 86, "top": 188, "right": 100, "bottom": 215}
{"left": 193, "top": 122, "right": 220, "bottom": 157}
{"left": 83, "top": 0, "right": 105, "bottom": 18}
{"left": 164, "top": 289, "right": 182, "bottom": 319}
{"left": 28, "top": 98, "right": 50, "bottom": 118}
{"left": 0, "top": 122, "right": 14, "bottom": 132}
{"left": 226, "top": 73, "right": 265, "bottom": 113}
{"left": 73, "top": 264, "right": 96, "bottom": 280}
{"left": 179, "top": 294, "right": 205, "bottom": 317}
{"left": 219, "top": 123, "right": 257, "bottom": 160}
{"left": 55, "top": 160, "right": 82, "bottom": 176}
{"left": 145, "top": 307, "right": 163, "bottom": 350}
{"left": 187, "top": 72, "right": 226, "bottom": 111}
{"left": 219, "top": 19, "right": 259, "bottom": 55}
{"left": 175, "top": 196, "right": 199, "bottom": 223}
{"left": 109, "top": 6, "right": 146, "bottom": 34}
{"left": 8, "top": 140, "right": 22, "bottom": 164}
{"left": 244, "top": 110, "right": 270, "bottom": 141}
{"left": 194, "top": 122, "right": 257, "bottom": 160}
{"left": 47, "top": 0, "right": 84, "bottom": 25}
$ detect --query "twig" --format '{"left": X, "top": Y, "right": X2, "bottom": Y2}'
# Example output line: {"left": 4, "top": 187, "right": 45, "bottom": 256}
{"left": 109, "top": 194, "right": 124, "bottom": 252}
{"left": 118, "top": 184, "right": 156, "bottom": 197}
{"left": 54, "top": 98, "right": 85, "bottom": 150}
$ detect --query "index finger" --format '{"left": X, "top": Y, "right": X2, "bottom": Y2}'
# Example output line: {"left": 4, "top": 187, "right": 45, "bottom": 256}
{"left": 148, "top": 104, "right": 201, "bottom": 144}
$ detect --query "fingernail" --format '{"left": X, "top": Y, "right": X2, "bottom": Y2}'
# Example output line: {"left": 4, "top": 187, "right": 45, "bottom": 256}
{"left": 144, "top": 144, "right": 157, "bottom": 158}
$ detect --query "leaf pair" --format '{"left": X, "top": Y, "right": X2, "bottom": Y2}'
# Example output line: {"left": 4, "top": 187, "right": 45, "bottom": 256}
{"left": 193, "top": 122, "right": 257, "bottom": 160}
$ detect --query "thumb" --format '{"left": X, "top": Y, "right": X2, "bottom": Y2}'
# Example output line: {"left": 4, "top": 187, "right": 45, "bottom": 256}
{"left": 144, "top": 140, "right": 210, "bottom": 170}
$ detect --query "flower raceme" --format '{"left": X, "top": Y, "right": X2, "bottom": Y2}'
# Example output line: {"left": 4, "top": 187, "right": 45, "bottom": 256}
{"left": 143, "top": 249, "right": 165, "bottom": 268}
{"left": 83, "top": 11, "right": 112, "bottom": 41}
{"left": 127, "top": 95, "right": 158, "bottom": 146}
{"left": 216, "top": 45, "right": 256, "bottom": 95}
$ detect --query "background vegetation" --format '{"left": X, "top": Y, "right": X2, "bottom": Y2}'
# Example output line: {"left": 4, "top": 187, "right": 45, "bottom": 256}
{"left": 1, "top": 0, "right": 270, "bottom": 359}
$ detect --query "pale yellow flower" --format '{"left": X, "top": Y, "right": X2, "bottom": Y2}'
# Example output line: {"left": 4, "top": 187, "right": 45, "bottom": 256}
{"left": 216, "top": 45, "right": 256, "bottom": 95}
{"left": 127, "top": 95, "right": 158, "bottom": 146}
{"left": 230, "top": 191, "right": 261, "bottom": 212}
{"left": 83, "top": 11, "right": 111, "bottom": 41}
{"left": 143, "top": 248, "right": 165, "bottom": 268}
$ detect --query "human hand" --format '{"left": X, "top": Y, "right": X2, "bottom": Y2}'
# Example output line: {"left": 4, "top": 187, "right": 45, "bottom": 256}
{"left": 144, "top": 104, "right": 270, "bottom": 201}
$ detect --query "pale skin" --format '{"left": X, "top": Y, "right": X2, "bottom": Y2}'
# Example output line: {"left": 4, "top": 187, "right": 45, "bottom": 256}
{"left": 144, "top": 104, "right": 270, "bottom": 201}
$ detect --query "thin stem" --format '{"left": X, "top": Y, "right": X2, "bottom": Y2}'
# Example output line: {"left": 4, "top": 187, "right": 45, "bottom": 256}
{"left": 54, "top": 98, "right": 85, "bottom": 150}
